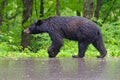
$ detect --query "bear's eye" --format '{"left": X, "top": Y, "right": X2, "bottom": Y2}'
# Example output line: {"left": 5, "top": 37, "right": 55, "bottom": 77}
{"left": 35, "top": 20, "right": 42, "bottom": 26}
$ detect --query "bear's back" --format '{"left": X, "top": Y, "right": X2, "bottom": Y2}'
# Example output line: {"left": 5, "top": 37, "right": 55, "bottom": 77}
{"left": 46, "top": 16, "right": 99, "bottom": 32}
{"left": 47, "top": 16, "right": 98, "bottom": 28}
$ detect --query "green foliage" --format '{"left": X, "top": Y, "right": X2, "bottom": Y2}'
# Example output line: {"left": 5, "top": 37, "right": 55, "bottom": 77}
{"left": 30, "top": 33, "right": 51, "bottom": 52}
{"left": 101, "top": 22, "right": 120, "bottom": 57}
{"left": 100, "top": 0, "right": 120, "bottom": 22}
{"left": 61, "top": 0, "right": 84, "bottom": 12}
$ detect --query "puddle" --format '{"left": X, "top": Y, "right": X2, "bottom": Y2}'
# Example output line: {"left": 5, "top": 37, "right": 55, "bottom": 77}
{"left": 0, "top": 57, "right": 120, "bottom": 80}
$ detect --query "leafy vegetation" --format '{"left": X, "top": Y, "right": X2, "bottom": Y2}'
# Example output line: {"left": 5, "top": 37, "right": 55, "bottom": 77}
{"left": 0, "top": 0, "right": 120, "bottom": 58}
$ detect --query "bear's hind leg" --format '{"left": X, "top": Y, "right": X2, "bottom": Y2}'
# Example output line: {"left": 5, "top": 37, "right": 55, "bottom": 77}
{"left": 92, "top": 39, "right": 107, "bottom": 58}
{"left": 72, "top": 42, "right": 89, "bottom": 58}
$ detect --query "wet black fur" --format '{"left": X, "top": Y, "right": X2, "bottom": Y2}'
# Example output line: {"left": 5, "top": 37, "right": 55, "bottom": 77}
{"left": 25, "top": 16, "right": 107, "bottom": 58}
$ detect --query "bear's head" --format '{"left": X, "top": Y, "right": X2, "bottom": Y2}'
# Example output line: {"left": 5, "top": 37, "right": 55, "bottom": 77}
{"left": 24, "top": 20, "right": 43, "bottom": 34}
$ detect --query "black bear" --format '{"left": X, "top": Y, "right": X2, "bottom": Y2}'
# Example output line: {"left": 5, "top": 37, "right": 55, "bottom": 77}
{"left": 24, "top": 16, "right": 107, "bottom": 58}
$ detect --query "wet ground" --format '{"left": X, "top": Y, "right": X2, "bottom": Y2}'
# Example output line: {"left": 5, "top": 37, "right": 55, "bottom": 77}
{"left": 0, "top": 57, "right": 120, "bottom": 80}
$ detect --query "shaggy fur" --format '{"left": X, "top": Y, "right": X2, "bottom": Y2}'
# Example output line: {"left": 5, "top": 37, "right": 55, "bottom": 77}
{"left": 24, "top": 16, "right": 107, "bottom": 58}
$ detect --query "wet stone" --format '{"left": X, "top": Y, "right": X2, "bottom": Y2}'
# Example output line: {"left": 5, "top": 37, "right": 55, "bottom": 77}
{"left": 0, "top": 57, "right": 120, "bottom": 80}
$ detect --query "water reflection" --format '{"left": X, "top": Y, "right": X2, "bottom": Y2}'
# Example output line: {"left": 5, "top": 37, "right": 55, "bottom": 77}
{"left": 48, "top": 58, "right": 62, "bottom": 80}
{"left": 25, "top": 58, "right": 35, "bottom": 80}
{"left": 77, "top": 58, "right": 106, "bottom": 80}
{"left": 0, "top": 58, "right": 120, "bottom": 80}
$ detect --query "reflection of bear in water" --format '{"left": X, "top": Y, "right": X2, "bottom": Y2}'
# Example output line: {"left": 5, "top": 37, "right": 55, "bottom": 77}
{"left": 24, "top": 16, "right": 107, "bottom": 58}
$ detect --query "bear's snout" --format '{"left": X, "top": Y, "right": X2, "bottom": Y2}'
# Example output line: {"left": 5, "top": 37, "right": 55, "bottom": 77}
{"left": 24, "top": 28, "right": 30, "bottom": 34}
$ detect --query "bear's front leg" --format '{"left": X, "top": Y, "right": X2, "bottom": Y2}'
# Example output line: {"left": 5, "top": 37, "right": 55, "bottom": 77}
{"left": 48, "top": 33, "right": 63, "bottom": 58}
{"left": 48, "top": 42, "right": 63, "bottom": 58}
{"left": 48, "top": 45, "right": 57, "bottom": 58}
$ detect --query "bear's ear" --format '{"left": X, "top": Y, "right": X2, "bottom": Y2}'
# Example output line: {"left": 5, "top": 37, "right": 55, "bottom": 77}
{"left": 36, "top": 20, "right": 42, "bottom": 25}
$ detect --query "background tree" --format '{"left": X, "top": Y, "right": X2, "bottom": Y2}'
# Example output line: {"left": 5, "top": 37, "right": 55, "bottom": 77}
{"left": 40, "top": 0, "right": 44, "bottom": 17}
{"left": 21, "top": 0, "right": 33, "bottom": 49}
{"left": 56, "top": 0, "right": 60, "bottom": 16}
{"left": 76, "top": 0, "right": 81, "bottom": 16}
{"left": 0, "top": 0, "right": 6, "bottom": 26}
{"left": 0, "top": 0, "right": 3, "bottom": 26}
{"left": 83, "top": 0, "right": 94, "bottom": 19}
{"left": 94, "top": 0, "right": 102, "bottom": 19}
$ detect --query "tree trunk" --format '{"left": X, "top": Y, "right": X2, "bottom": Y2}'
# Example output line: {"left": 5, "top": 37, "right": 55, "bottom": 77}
{"left": 76, "top": 0, "right": 81, "bottom": 16}
{"left": 0, "top": 0, "right": 6, "bottom": 26}
{"left": 95, "top": 0, "right": 102, "bottom": 19}
{"left": 76, "top": 11, "right": 81, "bottom": 16}
{"left": 56, "top": 0, "right": 60, "bottom": 16}
{"left": 0, "top": 8, "right": 3, "bottom": 26}
{"left": 40, "top": 0, "right": 44, "bottom": 17}
{"left": 21, "top": 0, "right": 33, "bottom": 49}
{"left": 83, "top": 0, "right": 94, "bottom": 19}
